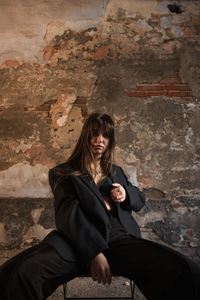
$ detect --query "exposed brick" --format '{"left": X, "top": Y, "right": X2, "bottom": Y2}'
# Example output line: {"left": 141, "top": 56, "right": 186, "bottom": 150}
{"left": 84, "top": 45, "right": 113, "bottom": 60}
{"left": 167, "top": 91, "right": 189, "bottom": 97}
{"left": 74, "top": 96, "right": 89, "bottom": 118}
{"left": 43, "top": 45, "right": 56, "bottom": 60}
{"left": 181, "top": 26, "right": 198, "bottom": 36}
{"left": 33, "top": 111, "right": 49, "bottom": 118}
{"left": 165, "top": 84, "right": 192, "bottom": 91}
{"left": 0, "top": 60, "right": 20, "bottom": 69}
{"left": 147, "top": 91, "right": 168, "bottom": 97}
{"left": 192, "top": 18, "right": 200, "bottom": 25}
{"left": 137, "top": 84, "right": 165, "bottom": 91}
{"left": 48, "top": 21, "right": 65, "bottom": 27}
{"left": 125, "top": 72, "right": 193, "bottom": 99}
{"left": 24, "top": 100, "right": 56, "bottom": 112}
{"left": 75, "top": 97, "right": 87, "bottom": 104}
{"left": 35, "top": 100, "right": 57, "bottom": 111}
{"left": 125, "top": 90, "right": 148, "bottom": 97}
{"left": 12, "top": 100, "right": 56, "bottom": 124}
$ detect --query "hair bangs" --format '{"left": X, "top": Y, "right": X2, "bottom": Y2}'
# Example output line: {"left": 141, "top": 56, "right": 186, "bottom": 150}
{"left": 89, "top": 114, "right": 114, "bottom": 139}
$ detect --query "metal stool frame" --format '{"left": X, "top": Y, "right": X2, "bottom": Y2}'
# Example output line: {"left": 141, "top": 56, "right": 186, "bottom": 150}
{"left": 63, "top": 275, "right": 135, "bottom": 300}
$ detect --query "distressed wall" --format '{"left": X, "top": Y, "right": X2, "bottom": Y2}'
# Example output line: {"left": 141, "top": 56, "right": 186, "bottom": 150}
{"left": 0, "top": 0, "right": 200, "bottom": 264}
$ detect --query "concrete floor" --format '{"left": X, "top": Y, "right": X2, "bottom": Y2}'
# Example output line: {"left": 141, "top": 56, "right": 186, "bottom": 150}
{"left": 48, "top": 276, "right": 146, "bottom": 300}
{"left": 0, "top": 248, "right": 146, "bottom": 300}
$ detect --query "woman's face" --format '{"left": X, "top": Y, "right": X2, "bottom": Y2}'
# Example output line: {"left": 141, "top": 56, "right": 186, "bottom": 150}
{"left": 90, "top": 129, "right": 110, "bottom": 157}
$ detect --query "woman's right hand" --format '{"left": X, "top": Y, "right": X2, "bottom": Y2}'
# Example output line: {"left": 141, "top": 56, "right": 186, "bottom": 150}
{"left": 90, "top": 252, "right": 112, "bottom": 285}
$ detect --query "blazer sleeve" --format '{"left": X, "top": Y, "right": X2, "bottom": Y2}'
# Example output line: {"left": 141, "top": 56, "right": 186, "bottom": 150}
{"left": 118, "top": 167, "right": 146, "bottom": 212}
{"left": 49, "top": 168, "right": 109, "bottom": 263}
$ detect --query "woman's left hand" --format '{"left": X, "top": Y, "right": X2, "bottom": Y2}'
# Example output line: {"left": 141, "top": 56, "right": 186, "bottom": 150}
{"left": 110, "top": 183, "right": 126, "bottom": 202}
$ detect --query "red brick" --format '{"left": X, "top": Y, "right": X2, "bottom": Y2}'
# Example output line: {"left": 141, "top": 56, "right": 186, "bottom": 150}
{"left": 48, "top": 21, "right": 65, "bottom": 27}
{"left": 0, "top": 60, "right": 20, "bottom": 69}
{"left": 181, "top": 26, "right": 197, "bottom": 36}
{"left": 43, "top": 46, "right": 55, "bottom": 60}
{"left": 186, "top": 91, "right": 193, "bottom": 97}
{"left": 192, "top": 18, "right": 200, "bottom": 25}
{"left": 24, "top": 100, "right": 56, "bottom": 112}
{"left": 167, "top": 91, "right": 189, "bottom": 97}
{"left": 125, "top": 90, "right": 147, "bottom": 97}
{"left": 137, "top": 84, "right": 165, "bottom": 91}
{"left": 164, "top": 84, "right": 192, "bottom": 91}
{"left": 75, "top": 97, "right": 87, "bottom": 104}
{"left": 125, "top": 73, "right": 193, "bottom": 98}
{"left": 146, "top": 91, "right": 168, "bottom": 97}
{"left": 36, "top": 103, "right": 52, "bottom": 111}
{"left": 85, "top": 45, "right": 111, "bottom": 60}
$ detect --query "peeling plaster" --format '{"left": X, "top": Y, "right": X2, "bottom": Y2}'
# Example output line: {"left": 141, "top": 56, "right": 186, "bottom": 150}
{"left": 31, "top": 208, "right": 45, "bottom": 224}
{"left": 51, "top": 106, "right": 83, "bottom": 158}
{"left": 0, "top": 29, "right": 47, "bottom": 64}
{"left": 106, "top": 0, "right": 161, "bottom": 19}
{"left": 44, "top": 22, "right": 67, "bottom": 44}
{"left": 22, "top": 224, "right": 53, "bottom": 245}
{"left": 50, "top": 90, "right": 77, "bottom": 128}
{"left": 0, "top": 0, "right": 107, "bottom": 64}
{"left": 185, "top": 127, "right": 194, "bottom": 145}
{"left": 161, "top": 16, "right": 171, "bottom": 29}
{"left": 0, "top": 223, "right": 7, "bottom": 244}
{"left": 14, "top": 139, "right": 33, "bottom": 154}
{"left": 0, "top": 163, "right": 51, "bottom": 198}
{"left": 57, "top": 114, "right": 68, "bottom": 127}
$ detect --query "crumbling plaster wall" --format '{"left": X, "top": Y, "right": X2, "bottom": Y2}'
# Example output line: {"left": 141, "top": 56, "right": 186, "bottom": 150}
{"left": 0, "top": 0, "right": 199, "bottom": 262}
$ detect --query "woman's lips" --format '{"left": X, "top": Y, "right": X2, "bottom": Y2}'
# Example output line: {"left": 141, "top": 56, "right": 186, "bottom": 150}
{"left": 93, "top": 145, "right": 103, "bottom": 150}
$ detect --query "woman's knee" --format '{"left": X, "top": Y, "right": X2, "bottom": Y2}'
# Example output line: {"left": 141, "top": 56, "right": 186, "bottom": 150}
{"left": 17, "top": 259, "right": 43, "bottom": 283}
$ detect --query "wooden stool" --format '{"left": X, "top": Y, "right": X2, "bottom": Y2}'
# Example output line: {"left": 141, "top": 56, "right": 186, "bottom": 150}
{"left": 63, "top": 274, "right": 135, "bottom": 300}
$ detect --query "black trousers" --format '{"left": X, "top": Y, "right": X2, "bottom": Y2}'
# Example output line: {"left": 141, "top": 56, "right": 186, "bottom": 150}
{"left": 0, "top": 236, "right": 199, "bottom": 300}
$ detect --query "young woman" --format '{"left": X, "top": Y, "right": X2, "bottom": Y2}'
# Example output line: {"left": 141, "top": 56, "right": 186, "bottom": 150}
{"left": 0, "top": 112, "right": 199, "bottom": 300}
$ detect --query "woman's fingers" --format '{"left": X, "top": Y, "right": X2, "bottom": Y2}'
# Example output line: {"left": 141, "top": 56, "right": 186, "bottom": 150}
{"left": 110, "top": 183, "right": 126, "bottom": 202}
{"left": 90, "top": 253, "right": 112, "bottom": 285}
{"left": 105, "top": 266, "right": 112, "bottom": 284}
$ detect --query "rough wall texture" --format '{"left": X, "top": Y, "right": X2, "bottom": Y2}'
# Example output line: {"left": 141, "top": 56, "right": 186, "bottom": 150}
{"left": 0, "top": 0, "right": 200, "bottom": 264}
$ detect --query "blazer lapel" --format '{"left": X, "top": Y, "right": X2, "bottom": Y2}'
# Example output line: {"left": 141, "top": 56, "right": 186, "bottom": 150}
{"left": 78, "top": 165, "right": 118, "bottom": 207}
{"left": 110, "top": 165, "right": 121, "bottom": 211}
{"left": 111, "top": 165, "right": 118, "bottom": 183}
{"left": 78, "top": 172, "right": 106, "bottom": 206}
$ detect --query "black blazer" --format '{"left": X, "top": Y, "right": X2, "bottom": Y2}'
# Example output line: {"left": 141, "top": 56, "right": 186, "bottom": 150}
{"left": 44, "top": 163, "right": 146, "bottom": 263}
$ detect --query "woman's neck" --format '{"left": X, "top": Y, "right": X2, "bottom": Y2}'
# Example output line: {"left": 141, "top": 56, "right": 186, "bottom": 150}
{"left": 91, "top": 161, "right": 101, "bottom": 172}
{"left": 90, "top": 157, "right": 103, "bottom": 179}
{"left": 92, "top": 154, "right": 101, "bottom": 168}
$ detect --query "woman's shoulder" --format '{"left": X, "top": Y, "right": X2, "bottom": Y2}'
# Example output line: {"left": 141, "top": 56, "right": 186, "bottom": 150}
{"left": 49, "top": 161, "right": 78, "bottom": 176}
{"left": 49, "top": 162, "right": 67, "bottom": 173}
{"left": 111, "top": 164, "right": 124, "bottom": 176}
{"left": 111, "top": 164, "right": 122, "bottom": 171}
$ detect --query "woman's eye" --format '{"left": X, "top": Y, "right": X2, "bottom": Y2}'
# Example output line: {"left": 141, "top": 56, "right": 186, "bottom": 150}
{"left": 92, "top": 130, "right": 98, "bottom": 136}
{"left": 103, "top": 133, "right": 109, "bottom": 138}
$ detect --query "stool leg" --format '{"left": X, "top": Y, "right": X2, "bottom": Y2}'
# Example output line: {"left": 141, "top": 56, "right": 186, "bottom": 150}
{"left": 63, "top": 283, "right": 67, "bottom": 300}
{"left": 130, "top": 280, "right": 135, "bottom": 300}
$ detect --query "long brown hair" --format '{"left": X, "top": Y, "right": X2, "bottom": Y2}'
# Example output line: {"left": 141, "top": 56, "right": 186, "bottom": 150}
{"left": 55, "top": 112, "right": 116, "bottom": 180}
